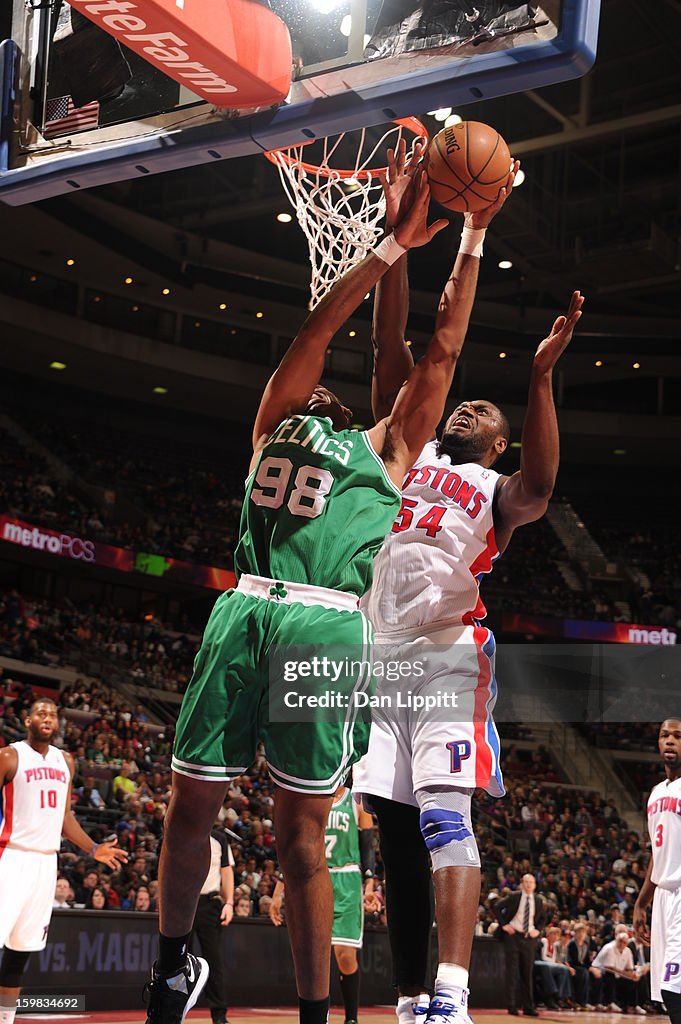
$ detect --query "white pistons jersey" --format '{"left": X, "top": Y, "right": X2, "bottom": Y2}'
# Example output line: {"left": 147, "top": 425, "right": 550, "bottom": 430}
{"left": 647, "top": 776, "right": 681, "bottom": 890}
{"left": 363, "top": 441, "right": 500, "bottom": 635}
{"left": 1, "top": 741, "right": 70, "bottom": 854}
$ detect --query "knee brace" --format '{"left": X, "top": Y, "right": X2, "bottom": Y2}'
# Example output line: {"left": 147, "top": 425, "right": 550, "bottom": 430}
{"left": 417, "top": 785, "right": 480, "bottom": 871}
{"left": 0, "top": 947, "right": 32, "bottom": 987}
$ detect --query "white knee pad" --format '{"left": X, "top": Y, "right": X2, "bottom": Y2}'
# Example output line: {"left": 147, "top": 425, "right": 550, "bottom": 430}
{"left": 416, "top": 785, "right": 480, "bottom": 871}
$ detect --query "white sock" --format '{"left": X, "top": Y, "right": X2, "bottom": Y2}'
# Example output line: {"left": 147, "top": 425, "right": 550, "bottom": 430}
{"left": 0, "top": 1005, "right": 17, "bottom": 1024}
{"left": 435, "top": 963, "right": 469, "bottom": 999}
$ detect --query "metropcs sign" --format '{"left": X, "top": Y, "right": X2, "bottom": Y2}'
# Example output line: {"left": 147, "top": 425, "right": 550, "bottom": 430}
{"left": 67, "top": 0, "right": 292, "bottom": 107}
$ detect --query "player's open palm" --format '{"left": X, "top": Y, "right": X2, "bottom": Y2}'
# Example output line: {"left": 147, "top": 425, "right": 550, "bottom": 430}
{"left": 533, "top": 290, "right": 584, "bottom": 374}
{"left": 94, "top": 837, "right": 128, "bottom": 869}
{"left": 394, "top": 170, "right": 448, "bottom": 249}
{"left": 380, "top": 136, "right": 426, "bottom": 229}
{"left": 465, "top": 160, "right": 520, "bottom": 230}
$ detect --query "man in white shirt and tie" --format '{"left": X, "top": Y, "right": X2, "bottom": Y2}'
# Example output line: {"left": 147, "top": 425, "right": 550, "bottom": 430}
{"left": 493, "top": 874, "right": 547, "bottom": 1016}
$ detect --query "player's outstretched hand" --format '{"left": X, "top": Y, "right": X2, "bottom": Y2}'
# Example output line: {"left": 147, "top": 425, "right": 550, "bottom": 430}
{"left": 533, "top": 290, "right": 585, "bottom": 374}
{"left": 393, "top": 170, "right": 448, "bottom": 250}
{"left": 94, "top": 836, "right": 128, "bottom": 869}
{"left": 379, "top": 135, "right": 426, "bottom": 230}
{"left": 464, "top": 160, "right": 520, "bottom": 230}
{"left": 633, "top": 905, "right": 651, "bottom": 946}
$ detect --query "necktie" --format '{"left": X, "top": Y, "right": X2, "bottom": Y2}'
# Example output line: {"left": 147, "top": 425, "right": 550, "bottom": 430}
{"left": 522, "top": 895, "right": 531, "bottom": 934}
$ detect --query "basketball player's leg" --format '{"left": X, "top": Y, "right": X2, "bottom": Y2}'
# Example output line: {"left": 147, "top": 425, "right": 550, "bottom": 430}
{"left": 158, "top": 772, "right": 228, "bottom": 959}
{"left": 408, "top": 625, "right": 502, "bottom": 1020}
{"left": 274, "top": 786, "right": 335, "bottom": 1020}
{"left": 0, "top": 850, "right": 56, "bottom": 1024}
{"left": 370, "top": 795, "right": 433, "bottom": 1002}
{"left": 332, "top": 871, "right": 363, "bottom": 1024}
{"left": 659, "top": 889, "right": 681, "bottom": 1024}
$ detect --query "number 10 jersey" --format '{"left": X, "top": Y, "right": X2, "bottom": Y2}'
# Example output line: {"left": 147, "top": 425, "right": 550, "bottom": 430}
{"left": 235, "top": 415, "right": 401, "bottom": 597}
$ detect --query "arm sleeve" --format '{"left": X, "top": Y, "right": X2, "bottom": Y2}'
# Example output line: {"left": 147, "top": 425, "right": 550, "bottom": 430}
{"left": 359, "top": 828, "right": 375, "bottom": 877}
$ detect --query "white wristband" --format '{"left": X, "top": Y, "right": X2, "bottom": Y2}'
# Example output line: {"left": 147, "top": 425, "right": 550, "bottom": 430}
{"left": 374, "top": 232, "right": 407, "bottom": 267}
{"left": 459, "top": 225, "right": 486, "bottom": 258}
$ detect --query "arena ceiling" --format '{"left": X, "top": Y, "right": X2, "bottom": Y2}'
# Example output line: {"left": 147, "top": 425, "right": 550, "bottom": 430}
{"left": 27, "top": 0, "right": 680, "bottom": 330}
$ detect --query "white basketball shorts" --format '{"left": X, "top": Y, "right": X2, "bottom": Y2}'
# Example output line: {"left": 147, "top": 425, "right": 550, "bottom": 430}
{"left": 353, "top": 621, "right": 504, "bottom": 806}
{"left": 651, "top": 885, "right": 681, "bottom": 1002}
{"left": 0, "top": 846, "right": 57, "bottom": 951}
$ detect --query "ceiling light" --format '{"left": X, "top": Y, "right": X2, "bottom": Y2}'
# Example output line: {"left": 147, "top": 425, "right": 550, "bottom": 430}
{"left": 93, "top": 295, "right": 101, "bottom": 303}
{"left": 429, "top": 107, "right": 452, "bottom": 122}
{"left": 499, "top": 351, "right": 507, "bottom": 359}
{"left": 613, "top": 449, "right": 627, "bottom": 456}
{"left": 50, "top": 361, "right": 67, "bottom": 371}
{"left": 124, "top": 276, "right": 133, "bottom": 285}
{"left": 219, "top": 303, "right": 228, "bottom": 310}
{"left": 498, "top": 260, "right": 513, "bottom": 270}
{"left": 595, "top": 359, "right": 603, "bottom": 367}
{"left": 162, "top": 287, "right": 170, "bottom": 295}
{"left": 194, "top": 321, "right": 201, "bottom": 328}
{"left": 152, "top": 386, "right": 168, "bottom": 395}
{"left": 633, "top": 361, "right": 640, "bottom": 369}
{"left": 513, "top": 168, "right": 525, "bottom": 186}
{"left": 132, "top": 305, "right": 139, "bottom": 312}
{"left": 348, "top": 330, "right": 356, "bottom": 337}
{"left": 29, "top": 274, "right": 37, "bottom": 282}
{"left": 340, "top": 14, "right": 351, "bottom": 36}
{"left": 256, "top": 311, "right": 264, "bottom": 318}
{"left": 66, "top": 258, "right": 75, "bottom": 267}
{"left": 230, "top": 329, "right": 237, "bottom": 335}
{"left": 444, "top": 114, "right": 462, "bottom": 128}
{"left": 277, "top": 212, "right": 292, "bottom": 224}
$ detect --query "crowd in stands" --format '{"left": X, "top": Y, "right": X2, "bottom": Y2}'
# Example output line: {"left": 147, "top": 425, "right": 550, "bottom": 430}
{"left": 0, "top": 677, "right": 662, "bottom": 969}
{"left": 0, "top": 588, "right": 199, "bottom": 694}
{"left": 3, "top": 375, "right": 678, "bottom": 627}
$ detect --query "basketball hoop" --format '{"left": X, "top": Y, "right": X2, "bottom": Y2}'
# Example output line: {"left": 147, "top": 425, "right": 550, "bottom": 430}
{"left": 264, "top": 117, "right": 428, "bottom": 309}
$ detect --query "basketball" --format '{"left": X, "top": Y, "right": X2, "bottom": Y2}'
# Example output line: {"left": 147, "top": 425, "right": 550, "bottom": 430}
{"left": 426, "top": 120, "right": 512, "bottom": 213}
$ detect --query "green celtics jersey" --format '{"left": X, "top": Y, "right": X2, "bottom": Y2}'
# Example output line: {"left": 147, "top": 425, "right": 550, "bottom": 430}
{"left": 235, "top": 415, "right": 401, "bottom": 596}
{"left": 325, "top": 788, "right": 360, "bottom": 870}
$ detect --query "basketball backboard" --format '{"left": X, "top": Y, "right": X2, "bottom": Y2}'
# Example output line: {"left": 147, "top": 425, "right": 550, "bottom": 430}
{"left": 0, "top": 0, "right": 600, "bottom": 204}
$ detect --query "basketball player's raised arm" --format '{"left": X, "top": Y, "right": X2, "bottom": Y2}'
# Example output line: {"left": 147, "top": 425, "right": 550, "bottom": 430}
{"left": 494, "top": 291, "right": 584, "bottom": 543}
{"left": 372, "top": 166, "right": 517, "bottom": 479}
{"left": 371, "top": 139, "right": 419, "bottom": 421}
{"left": 251, "top": 172, "right": 447, "bottom": 454}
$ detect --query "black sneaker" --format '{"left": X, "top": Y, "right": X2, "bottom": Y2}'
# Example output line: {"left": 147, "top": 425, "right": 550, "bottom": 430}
{"left": 143, "top": 953, "right": 209, "bottom": 1024}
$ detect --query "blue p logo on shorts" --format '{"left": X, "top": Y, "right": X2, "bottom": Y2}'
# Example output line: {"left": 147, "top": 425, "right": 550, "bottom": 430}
{"left": 664, "top": 962, "right": 680, "bottom": 983}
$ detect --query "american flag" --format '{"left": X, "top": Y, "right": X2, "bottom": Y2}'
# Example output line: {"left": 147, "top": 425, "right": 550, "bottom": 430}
{"left": 43, "top": 95, "right": 100, "bottom": 139}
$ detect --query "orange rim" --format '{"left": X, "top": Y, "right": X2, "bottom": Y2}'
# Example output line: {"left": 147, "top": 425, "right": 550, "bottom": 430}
{"left": 264, "top": 116, "right": 428, "bottom": 180}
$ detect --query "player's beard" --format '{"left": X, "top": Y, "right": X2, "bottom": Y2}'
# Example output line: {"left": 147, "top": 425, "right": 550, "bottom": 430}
{"left": 438, "top": 430, "right": 490, "bottom": 463}
{"left": 29, "top": 723, "right": 56, "bottom": 744}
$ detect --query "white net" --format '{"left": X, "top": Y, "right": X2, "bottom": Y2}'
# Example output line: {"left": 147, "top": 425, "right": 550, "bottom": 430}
{"left": 267, "top": 121, "right": 426, "bottom": 309}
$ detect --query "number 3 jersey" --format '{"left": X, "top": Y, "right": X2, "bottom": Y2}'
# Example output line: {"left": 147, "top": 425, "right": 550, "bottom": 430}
{"left": 235, "top": 415, "right": 401, "bottom": 597}
{"left": 647, "top": 776, "right": 681, "bottom": 889}
{"left": 363, "top": 440, "right": 501, "bottom": 635}
{"left": 1, "top": 741, "right": 70, "bottom": 854}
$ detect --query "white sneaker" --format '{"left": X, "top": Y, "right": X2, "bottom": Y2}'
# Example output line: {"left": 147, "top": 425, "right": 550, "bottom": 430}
{"left": 396, "top": 994, "right": 430, "bottom": 1022}
{"left": 607, "top": 1004, "right": 623, "bottom": 1014}
{"left": 425, "top": 990, "right": 474, "bottom": 1024}
{"left": 634, "top": 1008, "right": 647, "bottom": 1016}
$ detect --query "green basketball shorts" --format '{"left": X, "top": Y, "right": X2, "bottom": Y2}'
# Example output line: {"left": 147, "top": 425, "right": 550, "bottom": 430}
{"left": 172, "top": 574, "right": 374, "bottom": 794}
{"left": 331, "top": 868, "right": 364, "bottom": 947}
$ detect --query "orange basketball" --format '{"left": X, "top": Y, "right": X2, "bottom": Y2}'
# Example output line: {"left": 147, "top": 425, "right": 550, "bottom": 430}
{"left": 426, "top": 121, "right": 511, "bottom": 213}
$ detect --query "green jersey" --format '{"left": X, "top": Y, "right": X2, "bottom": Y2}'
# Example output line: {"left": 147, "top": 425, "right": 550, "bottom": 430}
{"left": 325, "top": 788, "right": 360, "bottom": 871}
{"left": 235, "top": 415, "right": 401, "bottom": 596}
